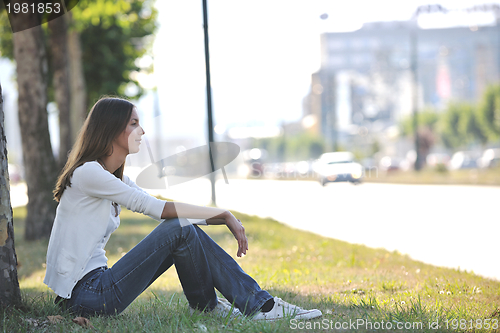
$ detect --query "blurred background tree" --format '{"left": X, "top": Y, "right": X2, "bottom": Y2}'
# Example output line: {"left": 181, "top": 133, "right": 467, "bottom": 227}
{"left": 478, "top": 84, "right": 500, "bottom": 143}
{"left": 71, "top": 0, "right": 158, "bottom": 112}
{"left": 0, "top": 0, "right": 158, "bottom": 240}
{"left": 49, "top": 13, "right": 72, "bottom": 169}
{"left": 400, "top": 109, "right": 439, "bottom": 163}
{"left": 438, "top": 102, "right": 490, "bottom": 150}
{"left": 254, "top": 132, "right": 326, "bottom": 163}
{"left": 9, "top": 5, "right": 58, "bottom": 241}
{"left": 439, "top": 103, "right": 466, "bottom": 149}
{"left": 400, "top": 108, "right": 439, "bottom": 137}
{"left": 0, "top": 82, "right": 22, "bottom": 308}
{"left": 286, "top": 132, "right": 326, "bottom": 161}
{"left": 0, "top": 0, "right": 158, "bottom": 155}
{"left": 399, "top": 98, "right": 492, "bottom": 154}
{"left": 458, "top": 103, "right": 488, "bottom": 148}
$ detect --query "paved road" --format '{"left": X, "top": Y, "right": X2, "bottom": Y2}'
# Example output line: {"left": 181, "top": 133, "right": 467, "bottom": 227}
{"left": 154, "top": 178, "right": 500, "bottom": 281}
{"left": 11, "top": 178, "right": 499, "bottom": 280}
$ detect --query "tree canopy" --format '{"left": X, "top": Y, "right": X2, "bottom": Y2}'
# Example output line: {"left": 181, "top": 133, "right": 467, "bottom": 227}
{"left": 253, "top": 132, "right": 326, "bottom": 163}
{"left": 0, "top": 0, "right": 158, "bottom": 240}
{"left": 479, "top": 85, "right": 500, "bottom": 142}
{"left": 0, "top": 0, "right": 158, "bottom": 108}
{"left": 399, "top": 84, "right": 500, "bottom": 151}
{"left": 71, "top": 0, "right": 158, "bottom": 107}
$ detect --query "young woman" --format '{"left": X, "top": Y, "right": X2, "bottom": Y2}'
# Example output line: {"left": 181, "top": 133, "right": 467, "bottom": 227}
{"left": 44, "top": 97, "right": 322, "bottom": 320}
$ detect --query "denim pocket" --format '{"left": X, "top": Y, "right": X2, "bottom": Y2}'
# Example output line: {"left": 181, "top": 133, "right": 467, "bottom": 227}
{"left": 82, "top": 271, "right": 103, "bottom": 291}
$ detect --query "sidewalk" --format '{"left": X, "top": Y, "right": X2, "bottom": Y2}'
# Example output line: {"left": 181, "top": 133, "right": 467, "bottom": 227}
{"left": 10, "top": 182, "right": 28, "bottom": 208}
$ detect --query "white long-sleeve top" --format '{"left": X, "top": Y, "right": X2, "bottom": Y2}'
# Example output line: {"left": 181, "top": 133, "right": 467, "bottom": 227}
{"left": 43, "top": 161, "right": 205, "bottom": 299}
{"left": 81, "top": 203, "right": 121, "bottom": 278}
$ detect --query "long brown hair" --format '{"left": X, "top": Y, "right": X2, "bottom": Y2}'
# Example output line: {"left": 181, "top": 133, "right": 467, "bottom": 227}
{"left": 53, "top": 97, "right": 135, "bottom": 202}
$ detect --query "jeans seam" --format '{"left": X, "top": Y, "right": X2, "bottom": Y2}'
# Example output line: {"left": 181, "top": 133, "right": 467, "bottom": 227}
{"left": 194, "top": 226, "right": 271, "bottom": 315}
{"left": 202, "top": 234, "right": 255, "bottom": 297}
{"left": 111, "top": 237, "right": 178, "bottom": 289}
{"left": 184, "top": 235, "right": 215, "bottom": 309}
{"left": 249, "top": 295, "right": 273, "bottom": 316}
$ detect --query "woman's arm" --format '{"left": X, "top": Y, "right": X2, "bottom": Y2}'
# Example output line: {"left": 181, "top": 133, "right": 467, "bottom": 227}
{"left": 78, "top": 163, "right": 165, "bottom": 219}
{"left": 162, "top": 202, "right": 248, "bottom": 257}
{"left": 161, "top": 201, "right": 227, "bottom": 221}
{"left": 123, "top": 173, "right": 247, "bottom": 256}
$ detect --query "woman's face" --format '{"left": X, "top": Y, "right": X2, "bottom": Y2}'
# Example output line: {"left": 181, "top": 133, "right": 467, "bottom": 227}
{"left": 116, "top": 108, "right": 145, "bottom": 154}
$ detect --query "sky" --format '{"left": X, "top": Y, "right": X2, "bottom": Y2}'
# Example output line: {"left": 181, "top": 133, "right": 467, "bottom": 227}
{"left": 138, "top": 0, "right": 499, "bottom": 143}
{"left": 2, "top": 0, "right": 499, "bottom": 160}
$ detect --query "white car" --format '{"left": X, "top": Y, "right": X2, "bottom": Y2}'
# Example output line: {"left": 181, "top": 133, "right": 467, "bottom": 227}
{"left": 314, "top": 152, "right": 363, "bottom": 186}
{"left": 477, "top": 148, "right": 500, "bottom": 169}
{"left": 449, "top": 151, "right": 480, "bottom": 170}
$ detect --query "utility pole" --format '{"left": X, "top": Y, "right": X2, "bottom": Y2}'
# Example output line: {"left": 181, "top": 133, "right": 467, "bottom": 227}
{"left": 329, "top": 72, "right": 337, "bottom": 152}
{"left": 202, "top": 0, "right": 217, "bottom": 206}
{"left": 319, "top": 14, "right": 338, "bottom": 152}
{"left": 410, "top": 4, "right": 449, "bottom": 170}
{"left": 409, "top": 5, "right": 439, "bottom": 170}
{"left": 409, "top": 21, "right": 421, "bottom": 170}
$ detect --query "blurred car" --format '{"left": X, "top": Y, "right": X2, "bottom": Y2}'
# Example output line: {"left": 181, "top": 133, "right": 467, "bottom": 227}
{"left": 426, "top": 153, "right": 450, "bottom": 168}
{"left": 262, "top": 161, "right": 313, "bottom": 179}
{"left": 379, "top": 156, "right": 403, "bottom": 174}
{"left": 477, "top": 148, "right": 500, "bottom": 169}
{"left": 242, "top": 148, "right": 268, "bottom": 178}
{"left": 449, "top": 151, "right": 480, "bottom": 170}
{"left": 314, "top": 152, "right": 363, "bottom": 186}
{"left": 295, "top": 160, "right": 313, "bottom": 177}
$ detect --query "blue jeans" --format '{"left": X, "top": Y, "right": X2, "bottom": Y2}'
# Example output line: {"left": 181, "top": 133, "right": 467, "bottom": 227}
{"left": 64, "top": 218, "right": 272, "bottom": 317}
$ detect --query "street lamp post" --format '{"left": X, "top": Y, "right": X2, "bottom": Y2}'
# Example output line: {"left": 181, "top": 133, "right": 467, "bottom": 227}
{"left": 409, "top": 21, "right": 421, "bottom": 170}
{"left": 410, "top": 4, "right": 449, "bottom": 170}
{"left": 202, "top": 0, "right": 217, "bottom": 206}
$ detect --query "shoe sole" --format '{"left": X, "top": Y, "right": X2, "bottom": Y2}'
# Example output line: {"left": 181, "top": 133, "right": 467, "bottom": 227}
{"left": 256, "top": 309, "right": 323, "bottom": 321}
{"left": 295, "top": 309, "right": 323, "bottom": 320}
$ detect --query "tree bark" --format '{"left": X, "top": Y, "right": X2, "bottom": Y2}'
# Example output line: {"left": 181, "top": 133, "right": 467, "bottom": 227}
{"left": 49, "top": 15, "right": 72, "bottom": 169}
{"left": 12, "top": 15, "right": 57, "bottom": 240}
{"left": 0, "top": 82, "right": 22, "bottom": 309}
{"left": 67, "top": 12, "right": 87, "bottom": 140}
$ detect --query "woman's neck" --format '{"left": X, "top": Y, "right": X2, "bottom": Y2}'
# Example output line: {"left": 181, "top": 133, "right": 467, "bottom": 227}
{"left": 100, "top": 152, "right": 126, "bottom": 173}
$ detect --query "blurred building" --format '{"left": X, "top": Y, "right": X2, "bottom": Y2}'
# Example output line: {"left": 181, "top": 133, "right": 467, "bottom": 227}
{"left": 303, "top": 18, "right": 500, "bottom": 151}
{"left": 302, "top": 70, "right": 337, "bottom": 148}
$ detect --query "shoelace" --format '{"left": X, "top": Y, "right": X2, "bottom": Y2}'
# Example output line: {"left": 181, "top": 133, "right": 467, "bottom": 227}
{"left": 219, "top": 299, "right": 241, "bottom": 316}
{"left": 275, "top": 297, "right": 304, "bottom": 314}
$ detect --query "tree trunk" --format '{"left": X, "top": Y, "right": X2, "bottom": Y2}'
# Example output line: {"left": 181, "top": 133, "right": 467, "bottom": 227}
{"left": 67, "top": 12, "right": 87, "bottom": 140}
{"left": 12, "top": 15, "right": 58, "bottom": 240}
{"left": 0, "top": 82, "right": 22, "bottom": 309}
{"left": 49, "top": 15, "right": 72, "bottom": 169}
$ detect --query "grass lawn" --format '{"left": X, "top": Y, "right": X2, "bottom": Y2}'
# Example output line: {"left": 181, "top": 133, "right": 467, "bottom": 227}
{"left": 264, "top": 167, "right": 500, "bottom": 187}
{"left": 362, "top": 168, "right": 500, "bottom": 187}
{"left": 3, "top": 206, "right": 500, "bottom": 332}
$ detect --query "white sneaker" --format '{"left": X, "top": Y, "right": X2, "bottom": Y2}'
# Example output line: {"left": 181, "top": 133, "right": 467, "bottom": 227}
{"left": 190, "top": 298, "right": 242, "bottom": 318}
{"left": 213, "top": 298, "right": 242, "bottom": 318}
{"left": 252, "top": 297, "right": 322, "bottom": 321}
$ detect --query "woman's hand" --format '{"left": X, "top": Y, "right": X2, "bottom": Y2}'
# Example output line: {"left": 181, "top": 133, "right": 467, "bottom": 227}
{"left": 161, "top": 202, "right": 248, "bottom": 257}
{"left": 225, "top": 213, "right": 248, "bottom": 257}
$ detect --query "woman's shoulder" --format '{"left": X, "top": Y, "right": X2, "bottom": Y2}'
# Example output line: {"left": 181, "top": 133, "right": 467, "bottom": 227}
{"left": 73, "top": 161, "right": 104, "bottom": 178}
{"left": 122, "top": 173, "right": 131, "bottom": 184}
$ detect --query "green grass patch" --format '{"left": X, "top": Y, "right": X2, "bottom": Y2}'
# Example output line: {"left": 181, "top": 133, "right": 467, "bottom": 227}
{"left": 364, "top": 167, "right": 500, "bottom": 186}
{"left": 3, "top": 206, "right": 500, "bottom": 332}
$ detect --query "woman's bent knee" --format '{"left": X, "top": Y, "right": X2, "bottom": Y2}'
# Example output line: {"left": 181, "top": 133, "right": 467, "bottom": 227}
{"left": 158, "top": 218, "right": 197, "bottom": 240}
{"left": 155, "top": 218, "right": 183, "bottom": 236}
